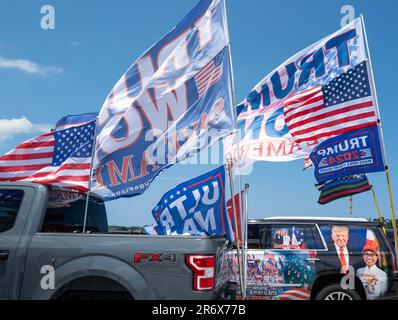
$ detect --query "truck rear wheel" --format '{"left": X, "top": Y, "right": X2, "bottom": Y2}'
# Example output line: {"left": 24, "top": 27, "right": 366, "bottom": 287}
{"left": 315, "top": 284, "right": 362, "bottom": 300}
{"left": 56, "top": 290, "right": 133, "bottom": 300}
{"left": 52, "top": 276, "right": 134, "bottom": 300}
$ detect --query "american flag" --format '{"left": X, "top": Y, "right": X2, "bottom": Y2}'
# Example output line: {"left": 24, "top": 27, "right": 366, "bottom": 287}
{"left": 0, "top": 122, "right": 95, "bottom": 192}
{"left": 278, "top": 288, "right": 311, "bottom": 300}
{"left": 284, "top": 61, "right": 377, "bottom": 144}
{"left": 194, "top": 51, "right": 223, "bottom": 98}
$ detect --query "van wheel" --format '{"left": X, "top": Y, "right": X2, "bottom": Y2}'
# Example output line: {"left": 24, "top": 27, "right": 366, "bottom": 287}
{"left": 315, "top": 284, "right": 362, "bottom": 300}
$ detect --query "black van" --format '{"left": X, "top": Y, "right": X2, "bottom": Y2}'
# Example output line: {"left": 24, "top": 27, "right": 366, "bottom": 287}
{"left": 222, "top": 217, "right": 398, "bottom": 300}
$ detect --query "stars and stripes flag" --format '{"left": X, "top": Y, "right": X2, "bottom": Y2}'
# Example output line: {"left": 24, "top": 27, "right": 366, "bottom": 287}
{"left": 0, "top": 121, "right": 95, "bottom": 192}
{"left": 284, "top": 61, "right": 377, "bottom": 145}
{"left": 194, "top": 51, "right": 223, "bottom": 98}
{"left": 278, "top": 288, "right": 311, "bottom": 300}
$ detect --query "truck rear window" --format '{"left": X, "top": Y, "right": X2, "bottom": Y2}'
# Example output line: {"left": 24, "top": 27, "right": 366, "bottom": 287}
{"left": 41, "top": 190, "right": 108, "bottom": 233}
{"left": 0, "top": 190, "right": 24, "bottom": 233}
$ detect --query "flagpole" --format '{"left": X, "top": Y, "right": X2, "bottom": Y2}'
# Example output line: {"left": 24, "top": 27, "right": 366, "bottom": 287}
{"left": 370, "top": 184, "right": 387, "bottom": 235}
{"left": 348, "top": 196, "right": 353, "bottom": 216}
{"left": 222, "top": 0, "right": 244, "bottom": 180}
{"left": 222, "top": 0, "right": 246, "bottom": 298}
{"left": 221, "top": 0, "right": 243, "bottom": 196}
{"left": 244, "top": 184, "right": 250, "bottom": 251}
{"left": 242, "top": 183, "right": 249, "bottom": 299}
{"left": 360, "top": 14, "right": 398, "bottom": 255}
{"left": 226, "top": 160, "right": 244, "bottom": 296}
{"left": 82, "top": 118, "right": 99, "bottom": 233}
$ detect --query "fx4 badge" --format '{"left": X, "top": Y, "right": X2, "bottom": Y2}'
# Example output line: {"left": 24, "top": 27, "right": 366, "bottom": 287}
{"left": 133, "top": 253, "right": 177, "bottom": 264}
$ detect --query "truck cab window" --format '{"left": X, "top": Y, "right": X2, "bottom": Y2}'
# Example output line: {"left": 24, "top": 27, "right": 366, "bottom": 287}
{"left": 41, "top": 190, "right": 108, "bottom": 233}
{"left": 0, "top": 190, "right": 24, "bottom": 233}
{"left": 247, "top": 224, "right": 260, "bottom": 249}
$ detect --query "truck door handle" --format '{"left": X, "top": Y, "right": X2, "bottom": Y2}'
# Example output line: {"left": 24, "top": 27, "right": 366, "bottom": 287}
{"left": 0, "top": 251, "right": 9, "bottom": 261}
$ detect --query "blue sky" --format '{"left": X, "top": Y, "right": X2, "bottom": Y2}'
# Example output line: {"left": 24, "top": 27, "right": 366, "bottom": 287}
{"left": 0, "top": 0, "right": 397, "bottom": 226}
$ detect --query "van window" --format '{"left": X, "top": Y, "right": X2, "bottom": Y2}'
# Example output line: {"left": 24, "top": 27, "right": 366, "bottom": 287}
{"left": 319, "top": 223, "right": 391, "bottom": 272}
{"left": 248, "top": 223, "right": 325, "bottom": 250}
{"left": 0, "top": 190, "right": 24, "bottom": 233}
{"left": 41, "top": 190, "right": 108, "bottom": 233}
{"left": 306, "top": 225, "right": 326, "bottom": 250}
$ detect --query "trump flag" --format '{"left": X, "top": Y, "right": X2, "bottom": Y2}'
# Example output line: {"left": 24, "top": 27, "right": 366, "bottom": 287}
{"left": 224, "top": 18, "right": 367, "bottom": 171}
{"left": 93, "top": 0, "right": 235, "bottom": 200}
{"left": 310, "top": 125, "right": 385, "bottom": 183}
{"left": 150, "top": 166, "right": 233, "bottom": 238}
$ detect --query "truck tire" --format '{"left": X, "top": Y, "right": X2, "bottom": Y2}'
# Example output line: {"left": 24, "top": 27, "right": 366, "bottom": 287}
{"left": 52, "top": 276, "right": 134, "bottom": 300}
{"left": 56, "top": 290, "right": 133, "bottom": 300}
{"left": 315, "top": 284, "right": 362, "bottom": 300}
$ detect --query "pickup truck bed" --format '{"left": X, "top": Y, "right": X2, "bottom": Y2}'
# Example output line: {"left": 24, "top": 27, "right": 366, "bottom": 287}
{"left": 0, "top": 182, "right": 234, "bottom": 300}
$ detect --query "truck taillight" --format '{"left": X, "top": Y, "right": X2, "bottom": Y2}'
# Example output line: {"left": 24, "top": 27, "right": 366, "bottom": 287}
{"left": 185, "top": 254, "right": 215, "bottom": 291}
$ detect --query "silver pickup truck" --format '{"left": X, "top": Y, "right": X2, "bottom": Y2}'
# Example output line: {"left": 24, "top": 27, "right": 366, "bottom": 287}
{"left": 0, "top": 182, "right": 236, "bottom": 300}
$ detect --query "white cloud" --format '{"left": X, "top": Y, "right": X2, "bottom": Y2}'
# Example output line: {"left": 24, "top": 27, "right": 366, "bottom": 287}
{"left": 0, "top": 56, "right": 63, "bottom": 76}
{"left": 0, "top": 117, "right": 52, "bottom": 144}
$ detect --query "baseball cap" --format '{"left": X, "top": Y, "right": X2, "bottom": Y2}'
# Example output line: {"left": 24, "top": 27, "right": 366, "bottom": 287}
{"left": 362, "top": 245, "right": 379, "bottom": 256}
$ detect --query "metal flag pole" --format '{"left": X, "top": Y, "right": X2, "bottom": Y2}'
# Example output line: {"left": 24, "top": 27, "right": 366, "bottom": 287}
{"left": 222, "top": 0, "right": 244, "bottom": 187}
{"left": 82, "top": 118, "right": 99, "bottom": 233}
{"left": 242, "top": 183, "right": 250, "bottom": 299}
{"left": 370, "top": 183, "right": 387, "bottom": 235}
{"left": 221, "top": 0, "right": 244, "bottom": 200}
{"left": 222, "top": 0, "right": 247, "bottom": 298}
{"left": 226, "top": 160, "right": 244, "bottom": 296}
{"left": 348, "top": 196, "right": 353, "bottom": 216}
{"left": 360, "top": 14, "right": 398, "bottom": 255}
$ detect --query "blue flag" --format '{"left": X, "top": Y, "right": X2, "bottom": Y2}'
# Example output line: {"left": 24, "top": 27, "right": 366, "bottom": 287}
{"left": 55, "top": 113, "right": 97, "bottom": 131}
{"left": 310, "top": 125, "right": 385, "bottom": 183}
{"left": 93, "top": 0, "right": 234, "bottom": 201}
{"left": 150, "top": 166, "right": 233, "bottom": 239}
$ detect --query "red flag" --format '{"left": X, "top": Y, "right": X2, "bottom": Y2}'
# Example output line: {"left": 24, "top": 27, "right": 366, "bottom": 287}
{"left": 226, "top": 192, "right": 244, "bottom": 243}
